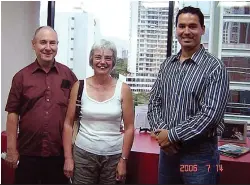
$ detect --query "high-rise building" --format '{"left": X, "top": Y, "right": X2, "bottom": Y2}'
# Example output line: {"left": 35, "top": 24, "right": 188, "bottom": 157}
{"left": 127, "top": 1, "right": 171, "bottom": 93}
{"left": 40, "top": 11, "right": 101, "bottom": 79}
{"left": 122, "top": 49, "right": 128, "bottom": 59}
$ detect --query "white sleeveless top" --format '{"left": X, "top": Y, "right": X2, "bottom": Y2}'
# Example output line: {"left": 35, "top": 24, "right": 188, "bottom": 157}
{"left": 75, "top": 79, "right": 124, "bottom": 155}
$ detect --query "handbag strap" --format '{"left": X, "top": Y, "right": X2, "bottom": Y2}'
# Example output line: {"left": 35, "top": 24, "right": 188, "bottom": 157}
{"left": 75, "top": 80, "right": 84, "bottom": 120}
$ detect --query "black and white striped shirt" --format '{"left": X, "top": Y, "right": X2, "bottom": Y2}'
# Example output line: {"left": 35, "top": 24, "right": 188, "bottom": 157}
{"left": 147, "top": 45, "right": 230, "bottom": 143}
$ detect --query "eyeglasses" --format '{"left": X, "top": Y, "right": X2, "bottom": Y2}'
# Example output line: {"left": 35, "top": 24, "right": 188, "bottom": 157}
{"left": 94, "top": 55, "right": 113, "bottom": 62}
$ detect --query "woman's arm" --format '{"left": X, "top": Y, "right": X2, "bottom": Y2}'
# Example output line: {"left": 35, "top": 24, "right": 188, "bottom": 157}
{"left": 62, "top": 81, "right": 79, "bottom": 160}
{"left": 120, "top": 83, "right": 135, "bottom": 159}
{"left": 116, "top": 83, "right": 135, "bottom": 181}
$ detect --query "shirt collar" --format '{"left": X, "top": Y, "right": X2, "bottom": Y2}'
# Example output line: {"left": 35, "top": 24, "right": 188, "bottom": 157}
{"left": 31, "top": 59, "right": 59, "bottom": 74}
{"left": 170, "top": 44, "right": 206, "bottom": 65}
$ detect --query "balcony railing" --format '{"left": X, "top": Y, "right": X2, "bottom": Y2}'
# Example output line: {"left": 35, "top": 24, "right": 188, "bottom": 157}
{"left": 222, "top": 43, "right": 250, "bottom": 50}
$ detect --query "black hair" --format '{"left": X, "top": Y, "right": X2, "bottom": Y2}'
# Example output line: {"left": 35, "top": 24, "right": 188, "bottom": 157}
{"left": 176, "top": 6, "right": 204, "bottom": 27}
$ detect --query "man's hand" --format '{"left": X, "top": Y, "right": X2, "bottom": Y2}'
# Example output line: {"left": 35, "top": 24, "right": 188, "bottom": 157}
{"left": 155, "top": 129, "right": 170, "bottom": 148}
{"left": 5, "top": 149, "right": 19, "bottom": 169}
{"left": 161, "top": 143, "right": 180, "bottom": 155}
{"left": 64, "top": 158, "right": 74, "bottom": 178}
{"left": 150, "top": 132, "right": 157, "bottom": 139}
{"left": 155, "top": 129, "right": 181, "bottom": 155}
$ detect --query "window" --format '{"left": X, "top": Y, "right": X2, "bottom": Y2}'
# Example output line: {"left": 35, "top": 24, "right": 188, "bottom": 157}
{"left": 53, "top": 1, "right": 250, "bottom": 130}
{"left": 220, "top": 3, "right": 250, "bottom": 129}
{"left": 226, "top": 90, "right": 250, "bottom": 116}
{"left": 174, "top": 1, "right": 250, "bottom": 129}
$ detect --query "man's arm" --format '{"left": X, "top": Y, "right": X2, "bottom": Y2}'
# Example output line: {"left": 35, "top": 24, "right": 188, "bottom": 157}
{"left": 168, "top": 66, "right": 230, "bottom": 143}
{"left": 147, "top": 62, "right": 165, "bottom": 131}
{"left": 6, "top": 113, "right": 19, "bottom": 168}
{"left": 5, "top": 73, "right": 23, "bottom": 168}
{"left": 6, "top": 113, "right": 19, "bottom": 152}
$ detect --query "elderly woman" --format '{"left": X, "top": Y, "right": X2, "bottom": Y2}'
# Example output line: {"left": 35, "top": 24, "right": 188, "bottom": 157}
{"left": 62, "top": 39, "right": 135, "bottom": 184}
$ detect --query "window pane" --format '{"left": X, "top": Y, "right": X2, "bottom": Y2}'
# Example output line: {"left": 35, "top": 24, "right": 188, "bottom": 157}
{"left": 40, "top": 1, "right": 48, "bottom": 26}
{"left": 226, "top": 90, "right": 250, "bottom": 116}
{"left": 221, "top": 4, "right": 250, "bottom": 124}
{"left": 223, "top": 22, "right": 250, "bottom": 44}
{"left": 223, "top": 57, "right": 250, "bottom": 82}
{"left": 224, "top": 6, "right": 250, "bottom": 15}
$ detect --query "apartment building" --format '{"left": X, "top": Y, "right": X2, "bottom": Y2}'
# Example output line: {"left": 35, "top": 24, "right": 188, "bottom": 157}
{"left": 127, "top": 1, "right": 171, "bottom": 93}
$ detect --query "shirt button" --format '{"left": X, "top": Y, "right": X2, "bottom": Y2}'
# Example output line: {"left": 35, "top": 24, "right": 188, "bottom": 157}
{"left": 48, "top": 86, "right": 50, "bottom": 89}
{"left": 45, "top": 111, "right": 48, "bottom": 115}
{"left": 46, "top": 99, "right": 50, "bottom": 102}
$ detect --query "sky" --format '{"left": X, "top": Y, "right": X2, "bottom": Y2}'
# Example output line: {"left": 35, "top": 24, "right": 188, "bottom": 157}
{"left": 41, "top": 0, "right": 131, "bottom": 40}
{"left": 40, "top": 0, "right": 250, "bottom": 41}
{"left": 40, "top": 0, "right": 177, "bottom": 40}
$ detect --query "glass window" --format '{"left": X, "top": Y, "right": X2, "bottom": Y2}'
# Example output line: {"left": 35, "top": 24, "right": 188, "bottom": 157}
{"left": 223, "top": 57, "right": 250, "bottom": 82}
{"left": 224, "top": 6, "right": 250, "bottom": 15}
{"left": 220, "top": 3, "right": 250, "bottom": 128}
{"left": 39, "top": 1, "right": 48, "bottom": 26}
{"left": 52, "top": 0, "right": 250, "bottom": 129}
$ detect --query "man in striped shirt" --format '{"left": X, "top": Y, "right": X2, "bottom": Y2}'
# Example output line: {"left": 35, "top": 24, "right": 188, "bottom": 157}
{"left": 147, "top": 6, "right": 229, "bottom": 184}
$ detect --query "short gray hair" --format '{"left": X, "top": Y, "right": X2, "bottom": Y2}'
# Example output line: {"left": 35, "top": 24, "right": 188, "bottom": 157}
{"left": 89, "top": 39, "right": 117, "bottom": 68}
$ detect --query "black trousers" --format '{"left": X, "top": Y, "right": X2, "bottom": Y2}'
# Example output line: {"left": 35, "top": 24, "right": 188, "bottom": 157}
{"left": 15, "top": 155, "right": 68, "bottom": 184}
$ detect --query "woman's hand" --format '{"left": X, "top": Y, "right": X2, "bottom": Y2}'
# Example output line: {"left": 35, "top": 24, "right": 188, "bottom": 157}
{"left": 64, "top": 158, "right": 74, "bottom": 178}
{"left": 116, "top": 158, "right": 127, "bottom": 182}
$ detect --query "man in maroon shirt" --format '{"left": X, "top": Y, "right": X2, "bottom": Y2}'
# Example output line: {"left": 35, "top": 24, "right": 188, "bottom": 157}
{"left": 5, "top": 26, "right": 78, "bottom": 184}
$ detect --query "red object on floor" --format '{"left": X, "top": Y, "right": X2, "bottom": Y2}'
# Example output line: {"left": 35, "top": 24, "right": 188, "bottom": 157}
{"left": 126, "top": 129, "right": 250, "bottom": 184}
{"left": 1, "top": 131, "right": 15, "bottom": 184}
{"left": 126, "top": 131, "right": 160, "bottom": 184}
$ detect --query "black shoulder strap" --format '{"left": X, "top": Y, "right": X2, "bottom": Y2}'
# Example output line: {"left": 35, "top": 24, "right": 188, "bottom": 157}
{"left": 77, "top": 80, "right": 84, "bottom": 101}
{"left": 75, "top": 80, "right": 84, "bottom": 120}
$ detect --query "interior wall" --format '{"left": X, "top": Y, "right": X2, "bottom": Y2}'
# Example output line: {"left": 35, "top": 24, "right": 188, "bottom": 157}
{"left": 1, "top": 1, "right": 40, "bottom": 131}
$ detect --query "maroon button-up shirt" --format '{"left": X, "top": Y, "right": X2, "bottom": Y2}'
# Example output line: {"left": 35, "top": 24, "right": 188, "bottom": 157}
{"left": 5, "top": 61, "right": 77, "bottom": 157}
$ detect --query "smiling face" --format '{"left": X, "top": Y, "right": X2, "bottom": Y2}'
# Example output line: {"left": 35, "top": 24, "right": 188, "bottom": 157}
{"left": 32, "top": 27, "right": 58, "bottom": 65}
{"left": 176, "top": 13, "right": 205, "bottom": 51}
{"left": 92, "top": 48, "right": 114, "bottom": 75}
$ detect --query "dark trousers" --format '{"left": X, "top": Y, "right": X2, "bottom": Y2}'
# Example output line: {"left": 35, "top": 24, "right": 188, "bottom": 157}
{"left": 158, "top": 137, "right": 220, "bottom": 184}
{"left": 15, "top": 155, "right": 68, "bottom": 184}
